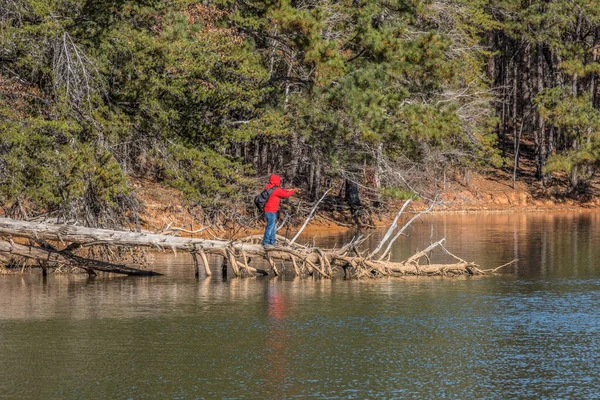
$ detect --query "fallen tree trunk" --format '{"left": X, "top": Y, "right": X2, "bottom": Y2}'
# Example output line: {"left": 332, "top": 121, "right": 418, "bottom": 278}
{"left": 0, "top": 218, "right": 240, "bottom": 251}
{"left": 0, "top": 201, "right": 514, "bottom": 278}
{"left": 0, "top": 240, "right": 161, "bottom": 276}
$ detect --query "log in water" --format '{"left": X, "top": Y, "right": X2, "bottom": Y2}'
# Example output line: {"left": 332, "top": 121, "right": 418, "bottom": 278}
{"left": 0, "top": 206, "right": 512, "bottom": 278}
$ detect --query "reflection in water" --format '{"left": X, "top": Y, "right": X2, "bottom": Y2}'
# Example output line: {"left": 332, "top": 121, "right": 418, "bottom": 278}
{"left": 1, "top": 212, "right": 600, "bottom": 398}
{"left": 263, "top": 280, "right": 290, "bottom": 396}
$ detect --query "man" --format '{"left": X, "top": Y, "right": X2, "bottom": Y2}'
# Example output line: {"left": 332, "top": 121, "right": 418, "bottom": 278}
{"left": 262, "top": 174, "right": 298, "bottom": 248}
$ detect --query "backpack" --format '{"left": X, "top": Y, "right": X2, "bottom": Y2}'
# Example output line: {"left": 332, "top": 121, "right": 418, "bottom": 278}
{"left": 254, "top": 186, "right": 278, "bottom": 212}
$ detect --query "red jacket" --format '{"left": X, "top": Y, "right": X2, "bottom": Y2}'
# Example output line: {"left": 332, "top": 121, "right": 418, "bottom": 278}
{"left": 264, "top": 174, "right": 295, "bottom": 212}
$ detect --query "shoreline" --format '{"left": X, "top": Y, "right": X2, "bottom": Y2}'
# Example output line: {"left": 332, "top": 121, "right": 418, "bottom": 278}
{"left": 237, "top": 205, "right": 600, "bottom": 237}
{"left": 133, "top": 175, "right": 600, "bottom": 236}
{"left": 2, "top": 204, "right": 598, "bottom": 277}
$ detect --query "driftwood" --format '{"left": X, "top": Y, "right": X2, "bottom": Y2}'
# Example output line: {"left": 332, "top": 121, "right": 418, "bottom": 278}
{"left": 0, "top": 201, "right": 514, "bottom": 278}
{"left": 289, "top": 189, "right": 331, "bottom": 245}
{"left": 0, "top": 240, "right": 160, "bottom": 276}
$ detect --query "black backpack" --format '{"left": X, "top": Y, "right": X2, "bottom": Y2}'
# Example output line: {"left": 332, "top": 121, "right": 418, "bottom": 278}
{"left": 254, "top": 186, "right": 278, "bottom": 212}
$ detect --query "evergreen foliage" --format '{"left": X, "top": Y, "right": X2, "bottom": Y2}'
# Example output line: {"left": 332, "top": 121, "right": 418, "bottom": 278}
{"left": 490, "top": 0, "right": 600, "bottom": 192}
{"left": 5, "top": 0, "right": 596, "bottom": 224}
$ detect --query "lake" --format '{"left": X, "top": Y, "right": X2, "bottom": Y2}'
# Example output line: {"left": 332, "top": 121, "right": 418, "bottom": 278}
{"left": 1, "top": 212, "right": 600, "bottom": 399}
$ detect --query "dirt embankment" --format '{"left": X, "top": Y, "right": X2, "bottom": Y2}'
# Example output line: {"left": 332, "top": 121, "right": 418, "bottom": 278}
{"left": 425, "top": 170, "right": 600, "bottom": 213}
{"left": 132, "top": 167, "right": 600, "bottom": 235}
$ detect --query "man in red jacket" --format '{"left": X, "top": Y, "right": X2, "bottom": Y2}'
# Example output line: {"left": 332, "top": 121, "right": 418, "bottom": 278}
{"left": 263, "top": 174, "right": 298, "bottom": 248}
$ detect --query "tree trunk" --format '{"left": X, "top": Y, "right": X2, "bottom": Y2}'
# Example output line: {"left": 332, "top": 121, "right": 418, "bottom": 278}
{"left": 261, "top": 139, "right": 269, "bottom": 173}
{"left": 535, "top": 44, "right": 546, "bottom": 180}
{"left": 0, "top": 240, "right": 160, "bottom": 276}
{"left": 513, "top": 59, "right": 520, "bottom": 170}
{"left": 374, "top": 142, "right": 383, "bottom": 190}
{"left": 312, "top": 152, "right": 321, "bottom": 201}
{"left": 288, "top": 131, "right": 300, "bottom": 184}
{"left": 572, "top": 11, "right": 583, "bottom": 97}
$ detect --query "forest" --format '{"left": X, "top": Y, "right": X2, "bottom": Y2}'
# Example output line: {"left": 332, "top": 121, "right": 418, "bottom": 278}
{"left": 2, "top": 0, "right": 600, "bottom": 227}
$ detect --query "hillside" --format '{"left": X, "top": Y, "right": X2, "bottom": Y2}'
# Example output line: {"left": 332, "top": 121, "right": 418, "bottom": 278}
{"left": 3, "top": 1, "right": 600, "bottom": 227}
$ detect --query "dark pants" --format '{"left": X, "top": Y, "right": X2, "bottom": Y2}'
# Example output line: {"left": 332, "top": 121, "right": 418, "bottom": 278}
{"left": 263, "top": 212, "right": 277, "bottom": 245}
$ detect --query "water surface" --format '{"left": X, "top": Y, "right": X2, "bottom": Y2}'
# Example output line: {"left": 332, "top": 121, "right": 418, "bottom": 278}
{"left": 1, "top": 212, "right": 600, "bottom": 398}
